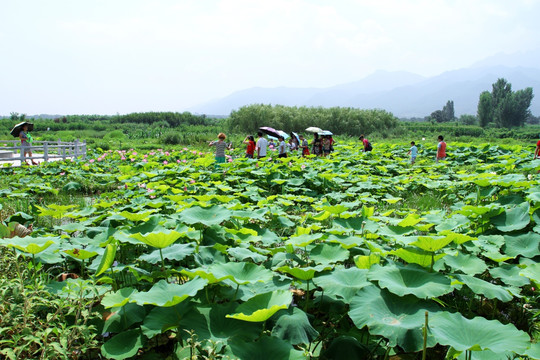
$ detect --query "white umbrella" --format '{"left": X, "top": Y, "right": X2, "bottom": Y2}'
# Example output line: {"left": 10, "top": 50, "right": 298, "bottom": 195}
{"left": 305, "top": 127, "right": 323, "bottom": 133}
{"left": 319, "top": 130, "right": 333, "bottom": 136}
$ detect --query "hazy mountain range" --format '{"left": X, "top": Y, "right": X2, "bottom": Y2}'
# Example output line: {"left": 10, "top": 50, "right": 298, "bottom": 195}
{"left": 190, "top": 50, "right": 540, "bottom": 118}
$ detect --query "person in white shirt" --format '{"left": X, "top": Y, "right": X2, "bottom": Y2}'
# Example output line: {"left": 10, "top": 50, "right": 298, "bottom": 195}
{"left": 278, "top": 136, "right": 288, "bottom": 158}
{"left": 256, "top": 131, "right": 268, "bottom": 159}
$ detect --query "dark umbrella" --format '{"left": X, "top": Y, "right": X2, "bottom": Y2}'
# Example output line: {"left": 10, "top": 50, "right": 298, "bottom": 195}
{"left": 10, "top": 122, "right": 34, "bottom": 138}
{"left": 259, "top": 126, "right": 282, "bottom": 139}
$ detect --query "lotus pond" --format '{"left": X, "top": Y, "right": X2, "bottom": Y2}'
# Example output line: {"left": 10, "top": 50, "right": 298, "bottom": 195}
{"left": 1, "top": 142, "right": 539, "bottom": 360}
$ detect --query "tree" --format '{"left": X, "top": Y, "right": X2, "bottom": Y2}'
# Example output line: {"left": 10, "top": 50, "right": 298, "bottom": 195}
{"left": 477, "top": 91, "right": 493, "bottom": 128}
{"left": 459, "top": 114, "right": 477, "bottom": 125}
{"left": 430, "top": 110, "right": 444, "bottom": 123}
{"left": 478, "top": 78, "right": 534, "bottom": 128}
{"left": 442, "top": 100, "right": 455, "bottom": 122}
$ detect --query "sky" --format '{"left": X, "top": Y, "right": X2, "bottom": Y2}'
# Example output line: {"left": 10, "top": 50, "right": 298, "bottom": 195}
{"left": 1, "top": 0, "right": 539, "bottom": 115}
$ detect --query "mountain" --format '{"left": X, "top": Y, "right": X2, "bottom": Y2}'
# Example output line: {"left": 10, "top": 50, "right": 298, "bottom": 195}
{"left": 190, "top": 64, "right": 540, "bottom": 118}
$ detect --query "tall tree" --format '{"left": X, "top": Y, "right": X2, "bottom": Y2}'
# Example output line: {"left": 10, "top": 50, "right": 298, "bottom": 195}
{"left": 477, "top": 91, "right": 493, "bottom": 128}
{"left": 442, "top": 100, "right": 455, "bottom": 122}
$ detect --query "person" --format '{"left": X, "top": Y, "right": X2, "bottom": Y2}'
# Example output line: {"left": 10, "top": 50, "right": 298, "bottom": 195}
{"left": 329, "top": 136, "right": 336, "bottom": 153}
{"left": 243, "top": 135, "right": 256, "bottom": 158}
{"left": 535, "top": 138, "right": 540, "bottom": 159}
{"left": 290, "top": 132, "right": 299, "bottom": 151}
{"left": 359, "top": 135, "right": 372, "bottom": 152}
{"left": 19, "top": 124, "right": 37, "bottom": 165}
{"left": 256, "top": 131, "right": 268, "bottom": 159}
{"left": 278, "top": 136, "right": 288, "bottom": 158}
{"left": 322, "top": 135, "right": 332, "bottom": 156}
{"left": 299, "top": 135, "right": 310, "bottom": 156}
{"left": 268, "top": 138, "right": 276, "bottom": 150}
{"left": 288, "top": 137, "right": 297, "bottom": 152}
{"left": 312, "top": 133, "right": 322, "bottom": 156}
{"left": 209, "top": 132, "right": 230, "bottom": 164}
{"left": 407, "top": 141, "right": 418, "bottom": 164}
{"left": 436, "top": 135, "right": 446, "bottom": 162}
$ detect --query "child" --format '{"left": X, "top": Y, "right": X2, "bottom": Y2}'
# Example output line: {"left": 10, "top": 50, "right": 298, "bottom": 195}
{"left": 288, "top": 138, "right": 297, "bottom": 152}
{"left": 278, "top": 136, "right": 287, "bottom": 158}
{"left": 299, "top": 135, "right": 310, "bottom": 156}
{"left": 407, "top": 141, "right": 418, "bottom": 164}
{"left": 358, "top": 135, "right": 372, "bottom": 152}
{"left": 436, "top": 135, "right": 446, "bottom": 162}
{"left": 243, "top": 135, "right": 256, "bottom": 158}
{"left": 209, "top": 133, "right": 230, "bottom": 164}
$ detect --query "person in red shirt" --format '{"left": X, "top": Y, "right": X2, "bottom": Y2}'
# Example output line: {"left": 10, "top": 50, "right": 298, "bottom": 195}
{"left": 436, "top": 135, "right": 447, "bottom": 162}
{"left": 243, "top": 135, "right": 256, "bottom": 158}
{"left": 358, "top": 135, "right": 372, "bottom": 152}
{"left": 535, "top": 139, "right": 540, "bottom": 159}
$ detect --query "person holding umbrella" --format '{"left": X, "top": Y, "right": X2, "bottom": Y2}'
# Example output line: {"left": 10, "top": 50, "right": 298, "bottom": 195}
{"left": 14, "top": 123, "right": 37, "bottom": 165}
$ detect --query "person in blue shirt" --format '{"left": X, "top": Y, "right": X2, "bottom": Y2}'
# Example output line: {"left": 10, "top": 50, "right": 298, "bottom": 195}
{"left": 407, "top": 141, "right": 418, "bottom": 164}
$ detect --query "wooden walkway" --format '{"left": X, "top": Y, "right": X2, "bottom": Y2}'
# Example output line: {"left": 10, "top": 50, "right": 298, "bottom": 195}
{"left": 0, "top": 140, "right": 87, "bottom": 167}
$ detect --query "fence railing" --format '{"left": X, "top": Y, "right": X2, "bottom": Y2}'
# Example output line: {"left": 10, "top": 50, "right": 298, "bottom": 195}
{"left": 0, "top": 140, "right": 87, "bottom": 164}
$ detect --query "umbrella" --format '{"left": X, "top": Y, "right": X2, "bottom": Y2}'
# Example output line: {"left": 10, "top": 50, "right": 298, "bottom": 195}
{"left": 319, "top": 130, "right": 333, "bottom": 136}
{"left": 10, "top": 122, "right": 34, "bottom": 138}
{"left": 276, "top": 130, "right": 289, "bottom": 139}
{"left": 305, "top": 126, "right": 323, "bottom": 133}
{"left": 291, "top": 132, "right": 300, "bottom": 143}
{"left": 259, "top": 126, "right": 281, "bottom": 139}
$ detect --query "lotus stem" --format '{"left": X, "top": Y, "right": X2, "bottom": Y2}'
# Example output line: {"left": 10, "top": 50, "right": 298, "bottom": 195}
{"left": 422, "top": 311, "right": 428, "bottom": 360}
{"left": 159, "top": 248, "right": 165, "bottom": 273}
{"left": 304, "top": 280, "right": 310, "bottom": 312}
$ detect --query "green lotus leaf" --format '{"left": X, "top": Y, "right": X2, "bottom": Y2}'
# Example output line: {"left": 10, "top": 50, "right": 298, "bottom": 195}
{"left": 379, "top": 225, "right": 416, "bottom": 237}
{"left": 286, "top": 233, "right": 323, "bottom": 247}
{"left": 519, "top": 262, "right": 540, "bottom": 286}
{"left": 226, "top": 290, "right": 292, "bottom": 322}
{"left": 456, "top": 275, "right": 513, "bottom": 302}
{"left": 410, "top": 236, "right": 452, "bottom": 252}
{"left": 103, "top": 303, "right": 146, "bottom": 334}
{"left": 492, "top": 202, "right": 530, "bottom": 232}
{"left": 141, "top": 301, "right": 192, "bottom": 338}
{"left": 390, "top": 247, "right": 446, "bottom": 268}
{"left": 313, "top": 267, "right": 370, "bottom": 302}
{"left": 277, "top": 265, "right": 331, "bottom": 281}
{"left": 101, "top": 287, "right": 138, "bottom": 308}
{"left": 53, "top": 222, "right": 86, "bottom": 233}
{"left": 443, "top": 252, "right": 487, "bottom": 275}
{"left": 435, "top": 214, "right": 470, "bottom": 232}
{"left": 309, "top": 243, "right": 349, "bottom": 265}
{"left": 130, "top": 229, "right": 182, "bottom": 249}
{"left": 319, "top": 336, "right": 370, "bottom": 360}
{"left": 95, "top": 243, "right": 117, "bottom": 276}
{"left": 178, "top": 205, "right": 232, "bottom": 227}
{"left": 523, "top": 342, "right": 540, "bottom": 360}
{"left": 227, "top": 335, "right": 306, "bottom": 360}
{"left": 354, "top": 253, "right": 381, "bottom": 269}
{"left": 322, "top": 204, "right": 348, "bottom": 215}
{"left": 101, "top": 329, "right": 143, "bottom": 360}
{"left": 327, "top": 234, "right": 363, "bottom": 249}
{"left": 430, "top": 311, "right": 530, "bottom": 354}
{"left": 179, "top": 303, "right": 260, "bottom": 344}
{"left": 349, "top": 284, "right": 440, "bottom": 352}
{"left": 131, "top": 277, "right": 208, "bottom": 307}
{"left": 502, "top": 232, "right": 540, "bottom": 258}
{"left": 227, "top": 247, "right": 267, "bottom": 263}
{"left": 208, "top": 262, "right": 274, "bottom": 285}
{"left": 63, "top": 248, "right": 98, "bottom": 260}
{"left": 333, "top": 217, "right": 370, "bottom": 231}
{"left": 7, "top": 236, "right": 57, "bottom": 255}
{"left": 368, "top": 263, "right": 453, "bottom": 298}
{"left": 398, "top": 213, "right": 424, "bottom": 227}
{"left": 139, "top": 242, "right": 196, "bottom": 264}
{"left": 489, "top": 264, "right": 530, "bottom": 287}
{"left": 47, "top": 278, "right": 110, "bottom": 299}
{"left": 271, "top": 307, "right": 319, "bottom": 345}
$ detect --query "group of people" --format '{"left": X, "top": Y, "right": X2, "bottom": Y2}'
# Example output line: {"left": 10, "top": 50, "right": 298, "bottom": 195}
{"left": 209, "top": 131, "right": 449, "bottom": 165}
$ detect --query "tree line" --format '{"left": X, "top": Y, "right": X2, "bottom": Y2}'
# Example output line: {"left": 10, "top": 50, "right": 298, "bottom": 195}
{"left": 227, "top": 104, "right": 399, "bottom": 136}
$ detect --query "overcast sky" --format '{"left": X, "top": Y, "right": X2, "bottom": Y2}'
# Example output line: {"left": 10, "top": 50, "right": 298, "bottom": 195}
{"left": 1, "top": 0, "right": 539, "bottom": 115}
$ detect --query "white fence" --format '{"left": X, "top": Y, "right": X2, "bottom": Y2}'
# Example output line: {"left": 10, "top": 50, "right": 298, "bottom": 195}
{"left": 0, "top": 140, "right": 87, "bottom": 164}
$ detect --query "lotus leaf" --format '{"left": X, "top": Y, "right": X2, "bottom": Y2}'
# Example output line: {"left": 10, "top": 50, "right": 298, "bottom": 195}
{"left": 101, "top": 329, "right": 143, "bottom": 360}
{"left": 227, "top": 335, "right": 306, "bottom": 360}
{"left": 368, "top": 263, "right": 453, "bottom": 298}
{"left": 354, "top": 253, "right": 381, "bottom": 269}
{"left": 179, "top": 205, "right": 232, "bottom": 226}
{"left": 349, "top": 285, "right": 439, "bottom": 352}
{"left": 227, "top": 247, "right": 267, "bottom": 263}
{"left": 141, "top": 301, "right": 192, "bottom": 338}
{"left": 456, "top": 275, "right": 513, "bottom": 302}
{"left": 410, "top": 236, "right": 452, "bottom": 252}
{"left": 226, "top": 290, "right": 292, "bottom": 322}
{"left": 286, "top": 233, "right": 323, "bottom": 247}
{"left": 429, "top": 311, "right": 530, "bottom": 354}
{"left": 271, "top": 307, "right": 319, "bottom": 345}
{"left": 492, "top": 202, "right": 530, "bottom": 232}
{"left": 390, "top": 247, "right": 446, "bottom": 268}
{"left": 6, "top": 236, "right": 56, "bottom": 255}
{"left": 130, "top": 229, "right": 182, "bottom": 249}
{"left": 502, "top": 232, "right": 540, "bottom": 258}
{"left": 208, "top": 261, "right": 274, "bottom": 285}
{"left": 309, "top": 243, "right": 349, "bottom": 265}
{"left": 101, "top": 287, "right": 138, "bottom": 308}
{"left": 313, "top": 267, "right": 370, "bottom": 302}
{"left": 443, "top": 252, "right": 487, "bottom": 275}
{"left": 277, "top": 265, "right": 331, "bottom": 281}
{"left": 489, "top": 264, "right": 530, "bottom": 287}
{"left": 320, "top": 336, "right": 370, "bottom": 360}
{"left": 138, "top": 242, "right": 196, "bottom": 264}
{"left": 103, "top": 303, "right": 146, "bottom": 333}
{"left": 131, "top": 277, "right": 208, "bottom": 307}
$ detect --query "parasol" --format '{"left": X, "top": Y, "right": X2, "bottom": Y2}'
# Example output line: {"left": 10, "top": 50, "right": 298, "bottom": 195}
{"left": 319, "top": 130, "right": 333, "bottom": 136}
{"left": 10, "top": 122, "right": 34, "bottom": 138}
{"left": 305, "top": 126, "right": 323, "bottom": 133}
{"left": 259, "top": 126, "right": 281, "bottom": 139}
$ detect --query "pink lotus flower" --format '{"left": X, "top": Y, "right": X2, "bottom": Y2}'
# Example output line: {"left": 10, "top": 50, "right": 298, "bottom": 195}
{"left": 121, "top": 157, "right": 126, "bottom": 160}
{"left": 163, "top": 161, "right": 168, "bottom": 165}
{"left": 301, "top": 164, "right": 306, "bottom": 170}
{"left": 143, "top": 159, "right": 148, "bottom": 163}
{"left": 190, "top": 179, "right": 195, "bottom": 184}
{"left": 182, "top": 159, "right": 187, "bottom": 163}
{"left": 177, "top": 159, "right": 181, "bottom": 163}
{"left": 184, "top": 186, "right": 188, "bottom": 191}
{"left": 132, "top": 152, "right": 137, "bottom": 156}
{"left": 131, "top": 158, "right": 135, "bottom": 162}
{"left": 165, "top": 151, "right": 170, "bottom": 156}
{"left": 228, "top": 158, "right": 233, "bottom": 162}
{"left": 183, "top": 148, "right": 188, "bottom": 151}
{"left": 89, "top": 159, "right": 95, "bottom": 163}
{"left": 150, "top": 195, "right": 156, "bottom": 199}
